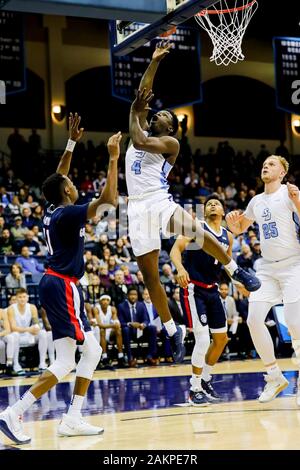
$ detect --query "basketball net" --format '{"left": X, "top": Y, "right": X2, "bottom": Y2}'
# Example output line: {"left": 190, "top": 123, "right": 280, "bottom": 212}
{"left": 194, "top": 0, "right": 258, "bottom": 66}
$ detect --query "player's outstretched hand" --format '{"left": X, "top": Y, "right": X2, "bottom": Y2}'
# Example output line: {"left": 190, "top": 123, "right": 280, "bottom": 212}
{"left": 176, "top": 267, "right": 190, "bottom": 289}
{"left": 287, "top": 182, "right": 300, "bottom": 202}
{"left": 69, "top": 112, "right": 84, "bottom": 141}
{"left": 107, "top": 131, "right": 122, "bottom": 160}
{"left": 152, "top": 39, "right": 173, "bottom": 62}
{"left": 225, "top": 210, "right": 244, "bottom": 227}
{"left": 132, "top": 88, "right": 154, "bottom": 113}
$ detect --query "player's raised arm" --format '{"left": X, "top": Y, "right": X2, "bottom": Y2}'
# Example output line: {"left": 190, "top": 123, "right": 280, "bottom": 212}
{"left": 87, "top": 131, "right": 122, "bottom": 219}
{"left": 130, "top": 88, "right": 179, "bottom": 157}
{"left": 56, "top": 112, "right": 84, "bottom": 176}
{"left": 287, "top": 182, "right": 300, "bottom": 217}
{"left": 137, "top": 41, "right": 172, "bottom": 129}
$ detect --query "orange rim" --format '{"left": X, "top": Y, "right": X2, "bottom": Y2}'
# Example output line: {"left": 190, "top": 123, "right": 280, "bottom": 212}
{"left": 196, "top": 0, "right": 256, "bottom": 16}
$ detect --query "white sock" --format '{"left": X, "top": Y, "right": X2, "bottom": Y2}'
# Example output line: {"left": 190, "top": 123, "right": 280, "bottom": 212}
{"left": 11, "top": 391, "right": 36, "bottom": 416}
{"left": 224, "top": 259, "right": 238, "bottom": 276}
{"left": 118, "top": 352, "right": 124, "bottom": 358}
{"left": 102, "top": 353, "right": 107, "bottom": 359}
{"left": 266, "top": 363, "right": 281, "bottom": 378}
{"left": 164, "top": 319, "right": 177, "bottom": 337}
{"left": 67, "top": 394, "right": 84, "bottom": 418}
{"left": 190, "top": 373, "right": 202, "bottom": 392}
{"left": 202, "top": 363, "right": 213, "bottom": 382}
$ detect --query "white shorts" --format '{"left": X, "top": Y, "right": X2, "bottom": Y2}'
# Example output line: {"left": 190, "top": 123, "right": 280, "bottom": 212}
{"left": 249, "top": 256, "right": 300, "bottom": 304}
{"left": 128, "top": 190, "right": 178, "bottom": 257}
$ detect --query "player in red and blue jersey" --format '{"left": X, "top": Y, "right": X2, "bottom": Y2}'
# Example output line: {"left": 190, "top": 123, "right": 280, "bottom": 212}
{"left": 171, "top": 196, "right": 236, "bottom": 406}
{"left": 0, "top": 113, "right": 122, "bottom": 444}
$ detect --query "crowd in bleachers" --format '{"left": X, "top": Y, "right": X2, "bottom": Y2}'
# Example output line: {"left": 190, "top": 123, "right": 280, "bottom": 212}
{"left": 0, "top": 129, "right": 294, "bottom": 374}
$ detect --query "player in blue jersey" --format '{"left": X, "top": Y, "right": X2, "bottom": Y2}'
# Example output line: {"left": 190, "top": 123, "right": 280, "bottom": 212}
{"left": 171, "top": 196, "right": 234, "bottom": 405}
{"left": 127, "top": 41, "right": 261, "bottom": 364}
{"left": 0, "top": 113, "right": 122, "bottom": 444}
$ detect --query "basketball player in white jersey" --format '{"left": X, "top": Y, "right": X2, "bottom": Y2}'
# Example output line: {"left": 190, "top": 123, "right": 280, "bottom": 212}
{"left": 93, "top": 294, "right": 126, "bottom": 367}
{"left": 127, "top": 41, "right": 260, "bottom": 362}
{"left": 226, "top": 156, "right": 300, "bottom": 405}
{"left": 7, "top": 288, "right": 54, "bottom": 372}
{"left": 0, "top": 308, "right": 19, "bottom": 375}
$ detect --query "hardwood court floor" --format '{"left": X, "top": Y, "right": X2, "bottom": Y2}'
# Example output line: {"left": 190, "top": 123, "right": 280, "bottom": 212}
{"left": 0, "top": 358, "right": 300, "bottom": 450}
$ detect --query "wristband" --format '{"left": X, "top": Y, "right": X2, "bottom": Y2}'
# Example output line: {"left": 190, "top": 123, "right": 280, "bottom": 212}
{"left": 66, "top": 139, "right": 76, "bottom": 152}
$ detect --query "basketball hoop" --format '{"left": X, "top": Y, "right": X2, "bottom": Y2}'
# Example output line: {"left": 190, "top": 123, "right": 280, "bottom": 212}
{"left": 194, "top": 0, "right": 258, "bottom": 66}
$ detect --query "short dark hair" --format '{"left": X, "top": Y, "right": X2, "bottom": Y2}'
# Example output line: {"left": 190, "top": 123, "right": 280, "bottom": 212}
{"left": 127, "top": 286, "right": 138, "bottom": 295}
{"left": 166, "top": 109, "right": 179, "bottom": 136}
{"left": 42, "top": 173, "right": 66, "bottom": 205}
{"left": 204, "top": 194, "right": 225, "bottom": 210}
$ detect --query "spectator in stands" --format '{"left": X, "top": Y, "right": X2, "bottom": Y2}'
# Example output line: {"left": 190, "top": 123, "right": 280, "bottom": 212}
{"left": 94, "top": 215, "right": 108, "bottom": 239}
{"left": 135, "top": 270, "right": 145, "bottom": 300}
{"left": 251, "top": 240, "right": 262, "bottom": 262}
{"left": 31, "top": 205, "right": 44, "bottom": 231}
{"left": 160, "top": 263, "right": 176, "bottom": 292}
{"left": 5, "top": 263, "right": 26, "bottom": 289}
{"left": 23, "top": 194, "right": 38, "bottom": 211}
{"left": 22, "top": 207, "right": 35, "bottom": 229}
{"left": 80, "top": 174, "right": 94, "bottom": 193}
{"left": 237, "top": 244, "right": 254, "bottom": 270}
{"left": 10, "top": 215, "right": 28, "bottom": 242}
{"left": 16, "top": 246, "right": 44, "bottom": 282}
{"left": 219, "top": 282, "right": 246, "bottom": 358}
{"left": 115, "top": 238, "right": 131, "bottom": 263}
{"left": 0, "top": 216, "right": 6, "bottom": 237}
{"left": 31, "top": 225, "right": 46, "bottom": 252}
{"left": 84, "top": 223, "right": 97, "bottom": 242}
{"left": 7, "top": 195, "right": 22, "bottom": 217}
{"left": 88, "top": 274, "right": 103, "bottom": 304}
{"left": 0, "top": 307, "right": 19, "bottom": 375}
{"left": 168, "top": 286, "right": 186, "bottom": 327}
{"left": 118, "top": 287, "right": 158, "bottom": 367}
{"left": 120, "top": 264, "right": 137, "bottom": 286}
{"left": 170, "top": 175, "right": 184, "bottom": 197}
{"left": 94, "top": 233, "right": 114, "bottom": 259}
{"left": 0, "top": 186, "right": 10, "bottom": 208}
{"left": 107, "top": 255, "right": 119, "bottom": 278}
{"left": 93, "top": 295, "right": 126, "bottom": 368}
{"left": 0, "top": 229, "right": 16, "bottom": 255}
{"left": 93, "top": 171, "right": 106, "bottom": 192}
{"left": 3, "top": 169, "right": 19, "bottom": 193}
{"left": 275, "top": 140, "right": 289, "bottom": 159}
{"left": 142, "top": 288, "right": 172, "bottom": 363}
{"left": 107, "top": 218, "right": 117, "bottom": 241}
{"left": 109, "top": 270, "right": 128, "bottom": 306}
{"left": 20, "top": 230, "right": 42, "bottom": 256}
{"left": 7, "top": 288, "right": 53, "bottom": 372}
{"left": 98, "top": 265, "right": 112, "bottom": 290}
{"left": 28, "top": 129, "right": 41, "bottom": 154}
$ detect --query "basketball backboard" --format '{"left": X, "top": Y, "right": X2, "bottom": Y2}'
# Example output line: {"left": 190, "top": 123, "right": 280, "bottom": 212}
{"left": 111, "top": 0, "right": 219, "bottom": 56}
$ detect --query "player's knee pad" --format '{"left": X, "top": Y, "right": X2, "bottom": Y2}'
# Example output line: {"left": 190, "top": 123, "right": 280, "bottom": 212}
{"left": 76, "top": 333, "right": 102, "bottom": 380}
{"left": 48, "top": 357, "right": 76, "bottom": 381}
{"left": 192, "top": 325, "right": 210, "bottom": 369}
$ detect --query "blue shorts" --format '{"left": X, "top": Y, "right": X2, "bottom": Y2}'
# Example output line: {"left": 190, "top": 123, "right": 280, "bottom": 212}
{"left": 39, "top": 270, "right": 91, "bottom": 343}
{"left": 180, "top": 283, "right": 227, "bottom": 333}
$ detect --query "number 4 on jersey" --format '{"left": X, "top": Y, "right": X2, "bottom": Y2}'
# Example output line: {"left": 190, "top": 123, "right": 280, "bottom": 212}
{"left": 131, "top": 160, "right": 142, "bottom": 175}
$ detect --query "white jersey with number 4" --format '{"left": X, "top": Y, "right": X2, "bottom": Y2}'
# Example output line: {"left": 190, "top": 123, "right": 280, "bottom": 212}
{"left": 125, "top": 133, "right": 173, "bottom": 197}
{"left": 244, "top": 184, "right": 300, "bottom": 262}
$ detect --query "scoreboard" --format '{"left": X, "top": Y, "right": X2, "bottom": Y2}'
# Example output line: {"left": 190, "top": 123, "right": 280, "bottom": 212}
{"left": 110, "top": 25, "right": 202, "bottom": 110}
{"left": 0, "top": 10, "right": 25, "bottom": 95}
{"left": 273, "top": 37, "right": 300, "bottom": 115}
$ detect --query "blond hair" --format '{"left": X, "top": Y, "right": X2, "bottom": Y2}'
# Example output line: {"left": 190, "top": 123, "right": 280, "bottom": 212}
{"left": 265, "top": 155, "right": 289, "bottom": 174}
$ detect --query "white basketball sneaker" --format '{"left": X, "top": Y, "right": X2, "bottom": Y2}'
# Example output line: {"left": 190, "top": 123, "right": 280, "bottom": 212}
{"left": 0, "top": 407, "right": 31, "bottom": 445}
{"left": 258, "top": 374, "right": 289, "bottom": 403}
{"left": 58, "top": 413, "right": 104, "bottom": 437}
